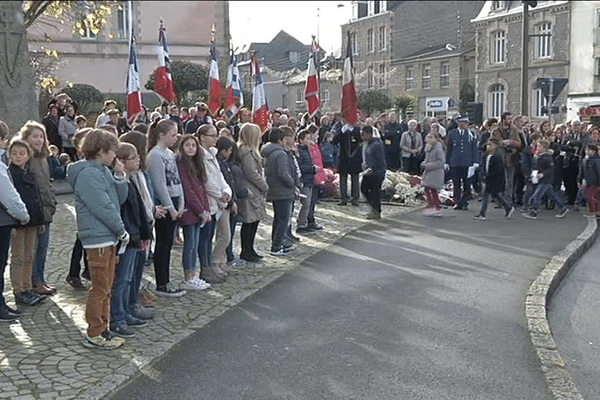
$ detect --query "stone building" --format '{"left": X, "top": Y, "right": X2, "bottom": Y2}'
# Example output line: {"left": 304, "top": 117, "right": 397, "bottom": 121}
{"left": 472, "top": 0, "right": 570, "bottom": 122}
{"left": 285, "top": 69, "right": 343, "bottom": 116}
{"left": 27, "top": 1, "right": 230, "bottom": 108}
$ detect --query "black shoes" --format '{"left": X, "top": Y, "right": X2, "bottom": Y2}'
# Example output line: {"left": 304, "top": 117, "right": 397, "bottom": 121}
{"left": 0, "top": 306, "right": 20, "bottom": 321}
{"left": 15, "top": 291, "right": 45, "bottom": 306}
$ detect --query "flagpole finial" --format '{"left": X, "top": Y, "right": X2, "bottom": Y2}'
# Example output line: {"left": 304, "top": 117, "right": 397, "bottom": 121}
{"left": 211, "top": 23, "right": 216, "bottom": 44}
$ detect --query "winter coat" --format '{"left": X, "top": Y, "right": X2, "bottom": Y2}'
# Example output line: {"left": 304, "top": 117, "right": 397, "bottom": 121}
{"left": 9, "top": 165, "right": 45, "bottom": 227}
{"left": 520, "top": 146, "right": 534, "bottom": 179}
{"left": 261, "top": 142, "right": 296, "bottom": 201}
{"left": 0, "top": 162, "right": 30, "bottom": 227}
{"left": 482, "top": 153, "right": 506, "bottom": 195}
{"left": 533, "top": 150, "right": 555, "bottom": 185}
{"left": 217, "top": 154, "right": 249, "bottom": 210}
{"left": 420, "top": 141, "right": 445, "bottom": 190}
{"left": 177, "top": 158, "right": 210, "bottom": 226}
{"left": 121, "top": 180, "right": 152, "bottom": 248}
{"left": 333, "top": 125, "right": 362, "bottom": 174}
{"left": 362, "top": 137, "right": 386, "bottom": 178}
{"left": 58, "top": 115, "right": 77, "bottom": 149}
{"left": 320, "top": 141, "right": 338, "bottom": 169}
{"left": 400, "top": 130, "right": 423, "bottom": 158}
{"left": 446, "top": 128, "right": 479, "bottom": 167}
{"left": 28, "top": 152, "right": 57, "bottom": 224}
{"left": 67, "top": 160, "right": 128, "bottom": 248}
{"left": 296, "top": 144, "right": 316, "bottom": 186}
{"left": 201, "top": 146, "right": 232, "bottom": 215}
{"left": 42, "top": 114, "right": 61, "bottom": 149}
{"left": 238, "top": 147, "right": 268, "bottom": 223}
{"left": 578, "top": 155, "right": 600, "bottom": 186}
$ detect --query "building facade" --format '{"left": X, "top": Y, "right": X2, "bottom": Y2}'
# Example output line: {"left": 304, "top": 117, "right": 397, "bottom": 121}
{"left": 472, "top": 0, "right": 570, "bottom": 122}
{"left": 285, "top": 69, "right": 343, "bottom": 116}
{"left": 28, "top": 1, "right": 230, "bottom": 105}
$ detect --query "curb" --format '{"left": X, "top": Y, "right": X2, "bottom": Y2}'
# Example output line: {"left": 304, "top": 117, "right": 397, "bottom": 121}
{"left": 525, "top": 216, "right": 599, "bottom": 400}
{"left": 84, "top": 204, "right": 422, "bottom": 400}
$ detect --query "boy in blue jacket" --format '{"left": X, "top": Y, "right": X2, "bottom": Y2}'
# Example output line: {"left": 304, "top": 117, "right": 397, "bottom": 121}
{"left": 67, "top": 129, "right": 129, "bottom": 349}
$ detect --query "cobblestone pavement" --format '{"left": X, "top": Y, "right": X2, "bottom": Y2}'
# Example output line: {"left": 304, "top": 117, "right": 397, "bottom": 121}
{"left": 0, "top": 192, "right": 417, "bottom": 400}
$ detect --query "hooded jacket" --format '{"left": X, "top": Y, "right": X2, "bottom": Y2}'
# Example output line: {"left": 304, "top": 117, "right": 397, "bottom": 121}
{"left": 533, "top": 150, "right": 555, "bottom": 185}
{"left": 9, "top": 164, "right": 44, "bottom": 227}
{"left": 261, "top": 142, "right": 296, "bottom": 201}
{"left": 67, "top": 159, "right": 128, "bottom": 248}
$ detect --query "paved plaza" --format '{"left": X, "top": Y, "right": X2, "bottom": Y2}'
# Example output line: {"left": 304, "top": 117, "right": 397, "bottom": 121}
{"left": 0, "top": 192, "right": 412, "bottom": 400}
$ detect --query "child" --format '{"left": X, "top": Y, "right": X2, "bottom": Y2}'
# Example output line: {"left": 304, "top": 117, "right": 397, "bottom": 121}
{"left": 578, "top": 144, "right": 600, "bottom": 216}
{"left": 146, "top": 119, "right": 186, "bottom": 297}
{"left": 519, "top": 133, "right": 540, "bottom": 212}
{"left": 8, "top": 139, "right": 46, "bottom": 306}
{"left": 295, "top": 130, "right": 317, "bottom": 234}
{"left": 76, "top": 115, "right": 87, "bottom": 130}
{"left": 0, "top": 145, "right": 29, "bottom": 320}
{"left": 18, "top": 121, "right": 61, "bottom": 296}
{"left": 523, "top": 139, "right": 569, "bottom": 220}
{"left": 474, "top": 139, "right": 514, "bottom": 220}
{"left": 420, "top": 133, "right": 445, "bottom": 217}
{"left": 320, "top": 132, "right": 338, "bottom": 170}
{"left": 67, "top": 129, "right": 129, "bottom": 349}
{"left": 307, "top": 125, "right": 326, "bottom": 231}
{"left": 176, "top": 135, "right": 211, "bottom": 290}
{"left": 109, "top": 143, "right": 153, "bottom": 338}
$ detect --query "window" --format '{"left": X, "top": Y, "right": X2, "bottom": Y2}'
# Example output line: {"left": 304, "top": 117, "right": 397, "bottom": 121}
{"left": 597, "top": 8, "right": 600, "bottom": 28}
{"left": 289, "top": 51, "right": 299, "bottom": 63}
{"left": 350, "top": 32, "right": 358, "bottom": 55}
{"left": 405, "top": 66, "right": 414, "bottom": 91}
{"left": 367, "top": 29, "right": 374, "bottom": 53}
{"left": 491, "top": 1, "right": 506, "bottom": 11}
{"left": 489, "top": 84, "right": 506, "bottom": 118}
{"left": 491, "top": 30, "right": 506, "bottom": 64}
{"left": 282, "top": 93, "right": 288, "bottom": 109}
{"left": 379, "top": 1, "right": 387, "bottom": 12}
{"left": 78, "top": 16, "right": 97, "bottom": 39}
{"left": 322, "top": 89, "right": 330, "bottom": 104}
{"left": 440, "top": 62, "right": 450, "bottom": 88}
{"left": 379, "top": 64, "right": 386, "bottom": 87}
{"left": 379, "top": 26, "right": 386, "bottom": 50}
{"left": 532, "top": 87, "right": 548, "bottom": 118}
{"left": 296, "top": 88, "right": 303, "bottom": 103}
{"left": 368, "top": 64, "right": 374, "bottom": 89}
{"left": 534, "top": 22, "right": 552, "bottom": 59}
{"left": 422, "top": 64, "right": 431, "bottom": 89}
{"left": 116, "top": 1, "right": 131, "bottom": 40}
{"left": 368, "top": 1, "right": 375, "bottom": 15}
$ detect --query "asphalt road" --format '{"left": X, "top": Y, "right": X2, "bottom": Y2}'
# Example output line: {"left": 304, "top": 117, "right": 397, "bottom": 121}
{"left": 111, "top": 209, "right": 585, "bottom": 400}
{"left": 548, "top": 234, "right": 600, "bottom": 400}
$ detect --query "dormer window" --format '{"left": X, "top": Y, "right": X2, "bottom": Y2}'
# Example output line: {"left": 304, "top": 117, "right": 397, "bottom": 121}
{"left": 288, "top": 51, "right": 299, "bottom": 63}
{"left": 491, "top": 1, "right": 506, "bottom": 11}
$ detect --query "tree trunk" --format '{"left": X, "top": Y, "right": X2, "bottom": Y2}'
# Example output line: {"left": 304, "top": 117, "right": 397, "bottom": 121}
{"left": 0, "top": 1, "right": 37, "bottom": 134}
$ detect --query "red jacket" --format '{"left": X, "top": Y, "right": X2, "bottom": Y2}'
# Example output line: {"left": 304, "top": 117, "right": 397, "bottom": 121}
{"left": 309, "top": 143, "right": 327, "bottom": 187}
{"left": 177, "top": 159, "right": 210, "bottom": 226}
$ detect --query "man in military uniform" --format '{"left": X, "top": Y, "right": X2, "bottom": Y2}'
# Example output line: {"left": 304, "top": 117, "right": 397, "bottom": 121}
{"left": 446, "top": 116, "right": 479, "bottom": 210}
{"left": 382, "top": 112, "right": 402, "bottom": 171}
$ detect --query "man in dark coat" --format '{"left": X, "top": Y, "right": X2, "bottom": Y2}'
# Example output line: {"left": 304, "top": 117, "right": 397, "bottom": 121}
{"left": 382, "top": 112, "right": 402, "bottom": 171}
{"left": 361, "top": 125, "right": 386, "bottom": 219}
{"left": 446, "top": 116, "right": 479, "bottom": 210}
{"left": 333, "top": 120, "right": 362, "bottom": 206}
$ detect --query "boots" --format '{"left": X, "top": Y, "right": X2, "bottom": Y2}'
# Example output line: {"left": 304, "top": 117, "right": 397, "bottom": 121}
{"left": 200, "top": 268, "right": 226, "bottom": 284}
{"left": 218, "top": 262, "right": 239, "bottom": 275}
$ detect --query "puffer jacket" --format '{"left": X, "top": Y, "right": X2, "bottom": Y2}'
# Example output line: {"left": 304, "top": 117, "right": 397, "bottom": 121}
{"left": 261, "top": 142, "right": 296, "bottom": 201}
{"left": 67, "top": 160, "right": 128, "bottom": 248}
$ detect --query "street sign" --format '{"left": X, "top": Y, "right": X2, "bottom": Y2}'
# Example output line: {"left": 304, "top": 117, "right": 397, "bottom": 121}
{"left": 536, "top": 78, "right": 568, "bottom": 104}
{"left": 426, "top": 97, "right": 448, "bottom": 112}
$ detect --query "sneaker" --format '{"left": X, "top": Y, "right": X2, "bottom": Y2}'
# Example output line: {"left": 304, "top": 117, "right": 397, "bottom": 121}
{"left": 523, "top": 211, "right": 538, "bottom": 220}
{"left": 0, "top": 307, "right": 19, "bottom": 322}
{"left": 5, "top": 305, "right": 22, "bottom": 316}
{"left": 228, "top": 258, "right": 247, "bottom": 269}
{"left": 200, "top": 268, "right": 226, "bottom": 284}
{"left": 473, "top": 215, "right": 487, "bottom": 221}
{"left": 556, "top": 208, "right": 569, "bottom": 218}
{"left": 66, "top": 276, "right": 87, "bottom": 291}
{"left": 155, "top": 283, "right": 187, "bottom": 298}
{"left": 270, "top": 247, "right": 287, "bottom": 256}
{"left": 81, "top": 269, "right": 91, "bottom": 281}
{"left": 283, "top": 244, "right": 296, "bottom": 253}
{"left": 296, "top": 226, "right": 311, "bottom": 234}
{"left": 180, "top": 278, "right": 211, "bottom": 291}
{"left": 131, "top": 303, "right": 155, "bottom": 320}
{"left": 505, "top": 206, "right": 515, "bottom": 218}
{"left": 431, "top": 210, "right": 443, "bottom": 217}
{"left": 308, "top": 223, "right": 323, "bottom": 230}
{"left": 84, "top": 331, "right": 125, "bottom": 350}
{"left": 126, "top": 315, "right": 147, "bottom": 327}
{"left": 289, "top": 234, "right": 301, "bottom": 242}
{"left": 15, "top": 291, "right": 44, "bottom": 306}
{"left": 110, "top": 323, "right": 136, "bottom": 338}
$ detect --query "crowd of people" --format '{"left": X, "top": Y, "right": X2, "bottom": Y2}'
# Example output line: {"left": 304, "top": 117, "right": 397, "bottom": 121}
{"left": 0, "top": 92, "right": 597, "bottom": 351}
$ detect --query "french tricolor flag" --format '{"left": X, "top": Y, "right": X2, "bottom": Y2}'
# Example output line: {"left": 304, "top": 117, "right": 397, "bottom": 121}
{"left": 154, "top": 20, "right": 176, "bottom": 103}
{"left": 208, "top": 43, "right": 222, "bottom": 116}
{"left": 252, "top": 54, "right": 269, "bottom": 132}
{"left": 304, "top": 37, "right": 320, "bottom": 119}
{"left": 225, "top": 53, "right": 244, "bottom": 120}
{"left": 126, "top": 35, "right": 143, "bottom": 123}
{"left": 341, "top": 31, "right": 358, "bottom": 125}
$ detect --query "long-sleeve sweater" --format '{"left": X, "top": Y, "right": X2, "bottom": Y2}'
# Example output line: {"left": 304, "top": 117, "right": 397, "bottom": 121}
{"left": 146, "top": 146, "right": 184, "bottom": 213}
{"left": 177, "top": 158, "right": 210, "bottom": 226}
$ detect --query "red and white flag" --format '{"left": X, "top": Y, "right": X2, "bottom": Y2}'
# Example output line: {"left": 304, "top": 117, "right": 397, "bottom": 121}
{"left": 208, "top": 43, "right": 221, "bottom": 116}
{"left": 341, "top": 32, "right": 358, "bottom": 125}
{"left": 225, "top": 53, "right": 244, "bottom": 120}
{"left": 252, "top": 54, "right": 269, "bottom": 132}
{"left": 154, "top": 20, "right": 176, "bottom": 103}
{"left": 126, "top": 35, "right": 143, "bottom": 123}
{"left": 304, "top": 37, "right": 320, "bottom": 119}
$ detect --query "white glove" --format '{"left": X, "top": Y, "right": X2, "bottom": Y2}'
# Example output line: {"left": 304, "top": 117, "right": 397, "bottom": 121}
{"left": 444, "top": 164, "right": 449, "bottom": 171}
{"left": 473, "top": 163, "right": 479, "bottom": 169}
{"left": 119, "top": 231, "right": 130, "bottom": 244}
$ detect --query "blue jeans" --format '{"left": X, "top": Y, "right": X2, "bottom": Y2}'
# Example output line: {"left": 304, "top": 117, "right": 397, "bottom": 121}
{"left": 478, "top": 187, "right": 511, "bottom": 217}
{"left": 128, "top": 248, "right": 146, "bottom": 312}
{"left": 530, "top": 183, "right": 566, "bottom": 212}
{"left": 198, "top": 217, "right": 216, "bottom": 269}
{"left": 0, "top": 226, "right": 12, "bottom": 309}
{"left": 272, "top": 199, "right": 293, "bottom": 251}
{"left": 33, "top": 222, "right": 50, "bottom": 284}
{"left": 182, "top": 223, "right": 201, "bottom": 273}
{"left": 111, "top": 247, "right": 137, "bottom": 325}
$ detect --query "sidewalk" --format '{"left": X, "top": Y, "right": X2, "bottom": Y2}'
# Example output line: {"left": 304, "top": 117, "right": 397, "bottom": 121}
{"left": 0, "top": 193, "right": 414, "bottom": 400}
